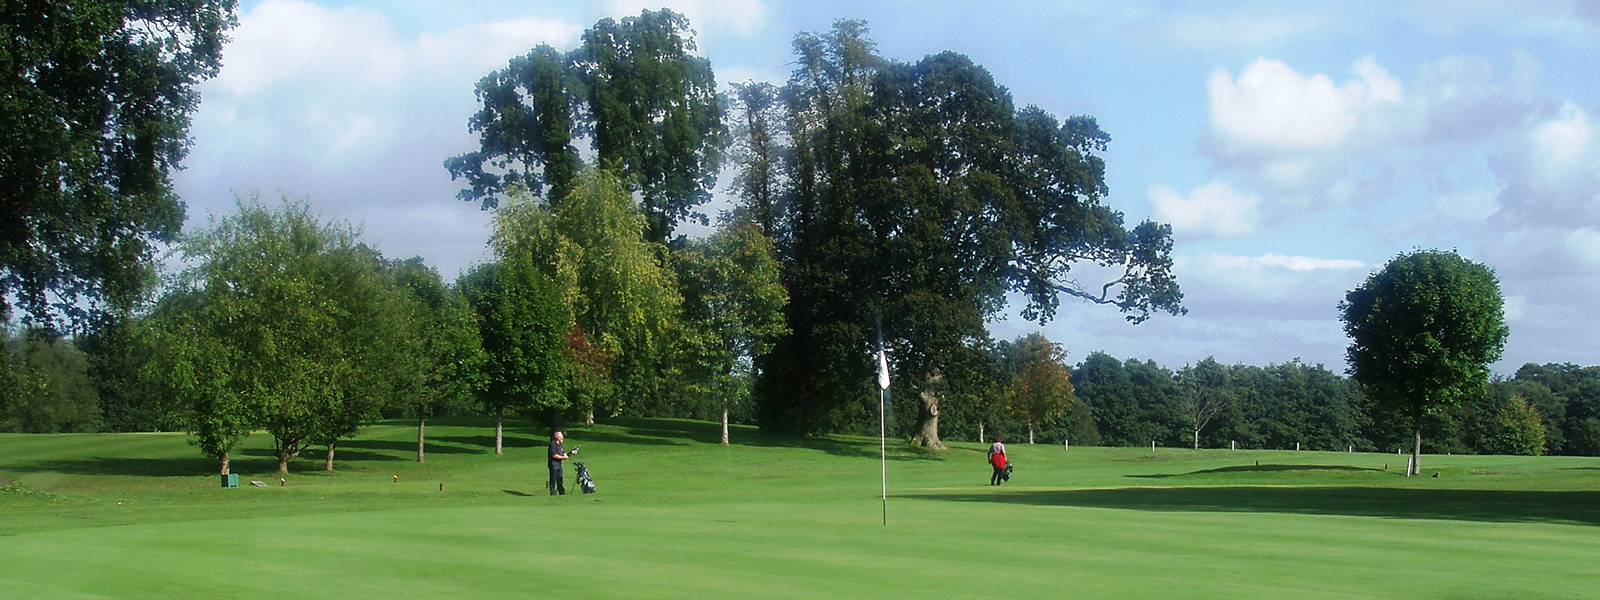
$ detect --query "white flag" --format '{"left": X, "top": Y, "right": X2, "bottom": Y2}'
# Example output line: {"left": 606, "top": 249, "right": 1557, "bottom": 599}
{"left": 876, "top": 349, "right": 891, "bottom": 390}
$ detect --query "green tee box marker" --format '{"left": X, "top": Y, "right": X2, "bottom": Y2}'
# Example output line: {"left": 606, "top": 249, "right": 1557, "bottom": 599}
{"left": 221, "top": 473, "right": 238, "bottom": 488}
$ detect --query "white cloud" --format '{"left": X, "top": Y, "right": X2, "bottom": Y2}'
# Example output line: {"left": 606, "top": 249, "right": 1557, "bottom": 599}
{"left": 1565, "top": 228, "right": 1600, "bottom": 266}
{"left": 1148, "top": 181, "right": 1261, "bottom": 238}
{"left": 1207, "top": 57, "right": 1402, "bottom": 153}
{"left": 1531, "top": 101, "right": 1596, "bottom": 172}
{"left": 1174, "top": 253, "right": 1367, "bottom": 322}
{"left": 176, "top": 0, "right": 583, "bottom": 278}
{"left": 603, "top": 0, "right": 768, "bottom": 37}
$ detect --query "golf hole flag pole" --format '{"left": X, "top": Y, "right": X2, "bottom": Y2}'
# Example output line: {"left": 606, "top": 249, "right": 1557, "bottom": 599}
{"left": 877, "top": 344, "right": 891, "bottom": 526}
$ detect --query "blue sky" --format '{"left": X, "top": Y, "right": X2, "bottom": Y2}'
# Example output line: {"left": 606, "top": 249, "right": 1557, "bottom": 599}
{"left": 172, "top": 0, "right": 1600, "bottom": 373}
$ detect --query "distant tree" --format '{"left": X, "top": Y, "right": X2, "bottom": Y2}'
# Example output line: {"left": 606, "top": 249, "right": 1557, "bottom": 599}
{"left": 447, "top": 9, "right": 723, "bottom": 244}
{"left": 81, "top": 316, "right": 167, "bottom": 432}
{"left": 1480, "top": 394, "right": 1547, "bottom": 455}
{"left": 459, "top": 255, "right": 570, "bottom": 454}
{"left": 493, "top": 170, "right": 682, "bottom": 424}
{"left": 1073, "top": 351, "right": 1138, "bottom": 445}
{"left": 145, "top": 290, "right": 250, "bottom": 474}
{"left": 724, "top": 81, "right": 786, "bottom": 237}
{"left": 675, "top": 221, "right": 789, "bottom": 443}
{"left": 0, "top": 331, "right": 100, "bottom": 433}
{"left": 1, "top": 1, "right": 236, "bottom": 328}
{"left": 1512, "top": 363, "right": 1600, "bottom": 456}
{"left": 1341, "top": 250, "right": 1508, "bottom": 476}
{"left": 1177, "top": 357, "right": 1232, "bottom": 450}
{"left": 165, "top": 194, "right": 406, "bottom": 474}
{"left": 1005, "top": 334, "right": 1075, "bottom": 444}
{"left": 388, "top": 258, "right": 486, "bottom": 463}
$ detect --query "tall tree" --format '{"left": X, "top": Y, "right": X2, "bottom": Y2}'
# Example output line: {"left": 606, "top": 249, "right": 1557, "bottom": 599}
{"left": 459, "top": 255, "right": 569, "bottom": 454}
{"left": 146, "top": 289, "right": 250, "bottom": 474}
{"left": 749, "top": 22, "right": 1183, "bottom": 441}
{"left": 447, "top": 9, "right": 723, "bottom": 244}
{"left": 494, "top": 170, "right": 682, "bottom": 424}
{"left": 1341, "top": 249, "right": 1508, "bottom": 476}
{"left": 389, "top": 258, "right": 485, "bottom": 463}
{"left": 1, "top": 1, "right": 236, "bottom": 327}
{"left": 675, "top": 221, "right": 789, "bottom": 443}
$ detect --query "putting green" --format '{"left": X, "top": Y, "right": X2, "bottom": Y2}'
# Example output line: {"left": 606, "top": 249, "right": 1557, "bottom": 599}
{"left": 2, "top": 419, "right": 1596, "bottom": 599}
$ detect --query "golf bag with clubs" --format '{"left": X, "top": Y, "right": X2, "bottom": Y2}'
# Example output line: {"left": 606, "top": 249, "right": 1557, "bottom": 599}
{"left": 575, "top": 462, "right": 596, "bottom": 494}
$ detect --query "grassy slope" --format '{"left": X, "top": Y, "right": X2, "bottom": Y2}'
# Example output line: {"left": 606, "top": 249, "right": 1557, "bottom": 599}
{"left": 1, "top": 418, "right": 1597, "bottom": 599}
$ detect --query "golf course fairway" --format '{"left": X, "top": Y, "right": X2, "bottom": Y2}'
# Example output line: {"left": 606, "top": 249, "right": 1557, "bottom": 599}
{"left": 2, "top": 418, "right": 1596, "bottom": 599}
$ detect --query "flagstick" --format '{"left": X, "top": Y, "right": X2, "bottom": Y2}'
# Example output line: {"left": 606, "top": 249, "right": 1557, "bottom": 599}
{"left": 880, "top": 386, "right": 887, "bottom": 526}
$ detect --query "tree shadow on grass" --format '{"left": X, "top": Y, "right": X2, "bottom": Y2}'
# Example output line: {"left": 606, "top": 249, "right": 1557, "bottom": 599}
{"left": 340, "top": 439, "right": 479, "bottom": 455}
{"left": 9, "top": 456, "right": 223, "bottom": 477}
{"left": 502, "top": 489, "right": 537, "bottom": 497}
{"left": 907, "top": 486, "right": 1600, "bottom": 526}
{"left": 429, "top": 435, "right": 542, "bottom": 450}
{"left": 598, "top": 417, "right": 941, "bottom": 461}
{"left": 1128, "top": 464, "right": 1384, "bottom": 479}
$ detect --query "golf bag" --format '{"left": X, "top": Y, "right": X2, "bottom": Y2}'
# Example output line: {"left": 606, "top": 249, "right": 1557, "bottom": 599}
{"left": 1001, "top": 463, "right": 1013, "bottom": 482}
{"left": 575, "top": 462, "right": 596, "bottom": 494}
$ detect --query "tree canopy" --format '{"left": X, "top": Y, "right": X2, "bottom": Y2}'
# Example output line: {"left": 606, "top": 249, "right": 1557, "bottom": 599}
{"left": 446, "top": 9, "right": 723, "bottom": 243}
{"left": 1, "top": 0, "right": 237, "bottom": 327}
{"left": 1341, "top": 249, "right": 1508, "bottom": 475}
{"left": 742, "top": 21, "right": 1183, "bottom": 440}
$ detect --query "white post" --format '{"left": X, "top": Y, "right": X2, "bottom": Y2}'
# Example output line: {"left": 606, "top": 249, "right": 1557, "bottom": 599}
{"left": 880, "top": 388, "right": 887, "bottom": 526}
{"left": 1152, "top": 440, "right": 1156, "bottom": 452}
{"left": 1064, "top": 439, "right": 1069, "bottom": 451}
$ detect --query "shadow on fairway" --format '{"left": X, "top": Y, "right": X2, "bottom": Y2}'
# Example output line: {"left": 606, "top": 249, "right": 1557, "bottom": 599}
{"left": 340, "top": 439, "right": 480, "bottom": 455}
{"left": 430, "top": 435, "right": 543, "bottom": 450}
{"left": 1128, "top": 464, "right": 1383, "bottom": 478}
{"left": 9, "top": 456, "right": 223, "bottom": 477}
{"left": 502, "top": 489, "right": 537, "bottom": 497}
{"left": 598, "top": 417, "right": 941, "bottom": 461}
{"left": 908, "top": 486, "right": 1600, "bottom": 526}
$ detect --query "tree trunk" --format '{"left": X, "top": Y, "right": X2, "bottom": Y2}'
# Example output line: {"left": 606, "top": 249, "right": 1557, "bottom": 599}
{"left": 1411, "top": 428, "right": 1422, "bottom": 477}
{"left": 220, "top": 451, "right": 230, "bottom": 476}
{"left": 1028, "top": 423, "right": 1035, "bottom": 444}
{"left": 585, "top": 410, "right": 594, "bottom": 427}
{"left": 324, "top": 442, "right": 335, "bottom": 472}
{"left": 494, "top": 406, "right": 504, "bottom": 456}
{"left": 278, "top": 454, "right": 290, "bottom": 474}
{"left": 721, "top": 407, "right": 730, "bottom": 446}
{"left": 1194, "top": 428, "right": 1201, "bottom": 450}
{"left": 417, "top": 415, "right": 426, "bottom": 463}
{"left": 909, "top": 368, "right": 946, "bottom": 449}
{"left": 979, "top": 422, "right": 984, "bottom": 444}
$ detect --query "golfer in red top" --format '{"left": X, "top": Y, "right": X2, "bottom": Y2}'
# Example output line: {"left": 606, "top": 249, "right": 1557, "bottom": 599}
{"left": 988, "top": 436, "right": 1008, "bottom": 485}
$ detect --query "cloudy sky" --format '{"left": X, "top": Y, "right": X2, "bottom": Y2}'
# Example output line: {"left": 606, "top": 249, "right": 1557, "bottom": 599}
{"left": 173, "top": 0, "right": 1600, "bottom": 373}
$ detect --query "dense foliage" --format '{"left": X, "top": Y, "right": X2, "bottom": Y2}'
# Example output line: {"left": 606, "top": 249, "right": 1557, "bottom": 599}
{"left": 1341, "top": 249, "right": 1508, "bottom": 474}
{"left": 1, "top": 0, "right": 237, "bottom": 327}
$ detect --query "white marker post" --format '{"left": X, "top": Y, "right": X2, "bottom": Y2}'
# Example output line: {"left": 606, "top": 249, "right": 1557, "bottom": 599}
{"left": 876, "top": 347, "right": 891, "bottom": 527}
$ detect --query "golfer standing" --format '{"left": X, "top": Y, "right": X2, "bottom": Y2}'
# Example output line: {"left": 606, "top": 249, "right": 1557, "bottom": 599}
{"left": 988, "top": 436, "right": 1008, "bottom": 486}
{"left": 548, "top": 431, "right": 570, "bottom": 495}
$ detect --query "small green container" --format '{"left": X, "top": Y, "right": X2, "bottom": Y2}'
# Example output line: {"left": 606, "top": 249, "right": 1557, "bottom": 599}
{"left": 221, "top": 473, "right": 238, "bottom": 488}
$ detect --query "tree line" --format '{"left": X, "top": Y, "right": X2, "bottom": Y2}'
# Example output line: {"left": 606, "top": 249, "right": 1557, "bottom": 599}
{"left": 4, "top": 5, "right": 1580, "bottom": 471}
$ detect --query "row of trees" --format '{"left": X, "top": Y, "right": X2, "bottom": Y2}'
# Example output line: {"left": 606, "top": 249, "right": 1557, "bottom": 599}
{"left": 4, "top": 6, "right": 1561, "bottom": 475}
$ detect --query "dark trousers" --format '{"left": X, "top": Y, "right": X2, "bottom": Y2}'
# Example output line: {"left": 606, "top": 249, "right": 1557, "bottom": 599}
{"left": 549, "top": 461, "right": 565, "bottom": 495}
{"left": 991, "top": 466, "right": 1006, "bottom": 485}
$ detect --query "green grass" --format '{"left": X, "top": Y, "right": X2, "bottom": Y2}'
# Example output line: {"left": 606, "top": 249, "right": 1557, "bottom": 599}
{"left": 2, "top": 418, "right": 1597, "bottom": 599}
